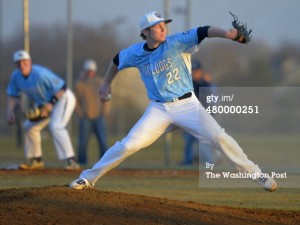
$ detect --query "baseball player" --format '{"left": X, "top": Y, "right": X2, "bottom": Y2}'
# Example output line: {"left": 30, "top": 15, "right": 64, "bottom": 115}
{"left": 70, "top": 11, "right": 277, "bottom": 191}
{"left": 6, "top": 50, "right": 80, "bottom": 170}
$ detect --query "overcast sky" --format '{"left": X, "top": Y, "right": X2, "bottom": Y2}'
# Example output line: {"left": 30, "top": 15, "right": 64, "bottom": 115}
{"left": 1, "top": 0, "right": 300, "bottom": 47}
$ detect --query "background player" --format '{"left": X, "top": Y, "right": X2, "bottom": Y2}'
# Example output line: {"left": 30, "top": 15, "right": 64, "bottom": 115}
{"left": 70, "top": 11, "right": 276, "bottom": 191}
{"left": 6, "top": 50, "right": 80, "bottom": 170}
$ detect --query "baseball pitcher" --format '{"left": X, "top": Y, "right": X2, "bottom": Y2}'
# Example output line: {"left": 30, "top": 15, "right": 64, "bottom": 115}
{"left": 70, "top": 11, "right": 276, "bottom": 191}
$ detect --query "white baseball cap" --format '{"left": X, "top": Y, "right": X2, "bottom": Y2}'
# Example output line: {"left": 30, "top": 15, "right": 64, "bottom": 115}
{"left": 83, "top": 59, "right": 97, "bottom": 72}
{"left": 13, "top": 50, "right": 31, "bottom": 63}
{"left": 140, "top": 11, "right": 172, "bottom": 31}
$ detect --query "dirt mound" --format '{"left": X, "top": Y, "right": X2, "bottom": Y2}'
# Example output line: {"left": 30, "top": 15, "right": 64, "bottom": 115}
{"left": 0, "top": 186, "right": 299, "bottom": 225}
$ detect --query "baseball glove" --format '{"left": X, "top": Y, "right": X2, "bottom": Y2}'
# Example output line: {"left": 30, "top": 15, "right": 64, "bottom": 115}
{"left": 25, "top": 106, "right": 49, "bottom": 122}
{"left": 230, "top": 11, "right": 252, "bottom": 44}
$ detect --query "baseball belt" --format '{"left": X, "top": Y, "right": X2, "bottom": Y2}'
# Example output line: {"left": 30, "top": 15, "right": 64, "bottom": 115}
{"left": 155, "top": 92, "right": 192, "bottom": 103}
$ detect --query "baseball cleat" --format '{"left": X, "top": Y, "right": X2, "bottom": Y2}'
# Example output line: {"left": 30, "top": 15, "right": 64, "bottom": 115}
{"left": 19, "top": 160, "right": 44, "bottom": 170}
{"left": 254, "top": 177, "right": 277, "bottom": 192}
{"left": 69, "top": 178, "right": 92, "bottom": 189}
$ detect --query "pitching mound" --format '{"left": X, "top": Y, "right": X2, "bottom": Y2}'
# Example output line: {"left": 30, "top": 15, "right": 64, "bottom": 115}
{"left": 0, "top": 186, "right": 299, "bottom": 225}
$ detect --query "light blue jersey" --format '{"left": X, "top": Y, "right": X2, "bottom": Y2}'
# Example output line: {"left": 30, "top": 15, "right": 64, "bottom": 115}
{"left": 7, "top": 65, "right": 65, "bottom": 106}
{"left": 117, "top": 27, "right": 206, "bottom": 102}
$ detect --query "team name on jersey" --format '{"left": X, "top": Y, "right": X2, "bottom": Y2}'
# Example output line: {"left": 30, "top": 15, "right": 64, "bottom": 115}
{"left": 142, "top": 58, "right": 173, "bottom": 75}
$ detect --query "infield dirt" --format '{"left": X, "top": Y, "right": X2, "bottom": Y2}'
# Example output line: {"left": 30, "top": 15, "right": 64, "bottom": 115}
{"left": 0, "top": 184, "right": 299, "bottom": 225}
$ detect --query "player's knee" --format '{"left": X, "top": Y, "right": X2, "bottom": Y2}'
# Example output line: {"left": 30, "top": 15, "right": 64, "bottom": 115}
{"left": 112, "top": 133, "right": 152, "bottom": 158}
{"left": 107, "top": 140, "right": 137, "bottom": 159}
{"left": 119, "top": 137, "right": 141, "bottom": 156}
{"left": 123, "top": 142, "right": 140, "bottom": 156}
{"left": 23, "top": 120, "right": 39, "bottom": 132}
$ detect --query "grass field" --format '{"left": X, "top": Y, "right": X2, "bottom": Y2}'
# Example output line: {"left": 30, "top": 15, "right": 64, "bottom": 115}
{"left": 0, "top": 132, "right": 299, "bottom": 211}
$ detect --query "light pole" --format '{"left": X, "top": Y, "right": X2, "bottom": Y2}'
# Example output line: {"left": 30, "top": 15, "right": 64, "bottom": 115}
{"left": 66, "top": 0, "right": 73, "bottom": 91}
{"left": 15, "top": 0, "right": 31, "bottom": 148}
{"left": 23, "top": 0, "right": 30, "bottom": 52}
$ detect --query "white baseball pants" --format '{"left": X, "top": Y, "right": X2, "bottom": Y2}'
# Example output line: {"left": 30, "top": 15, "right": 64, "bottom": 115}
{"left": 81, "top": 92, "right": 261, "bottom": 186}
{"left": 23, "top": 89, "right": 76, "bottom": 160}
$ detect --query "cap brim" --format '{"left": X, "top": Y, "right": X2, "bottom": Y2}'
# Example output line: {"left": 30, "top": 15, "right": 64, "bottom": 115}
{"left": 155, "top": 19, "right": 172, "bottom": 26}
{"left": 141, "top": 19, "right": 173, "bottom": 31}
{"left": 164, "top": 19, "right": 172, "bottom": 24}
{"left": 15, "top": 58, "right": 31, "bottom": 63}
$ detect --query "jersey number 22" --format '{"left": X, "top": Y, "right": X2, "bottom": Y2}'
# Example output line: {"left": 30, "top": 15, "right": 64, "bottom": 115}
{"left": 166, "top": 68, "right": 181, "bottom": 85}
